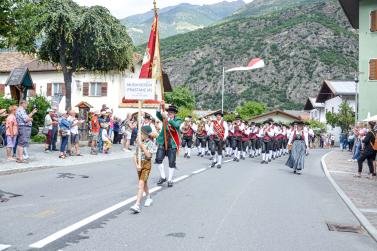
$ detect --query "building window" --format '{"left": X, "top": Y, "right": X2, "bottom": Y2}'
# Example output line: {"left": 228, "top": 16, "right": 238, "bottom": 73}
{"left": 53, "top": 83, "right": 64, "bottom": 95}
{"left": 90, "top": 82, "right": 102, "bottom": 97}
{"left": 47, "top": 83, "right": 65, "bottom": 96}
{"left": 83, "top": 82, "right": 107, "bottom": 97}
{"left": 370, "top": 59, "right": 377, "bottom": 80}
{"left": 371, "top": 10, "right": 377, "bottom": 32}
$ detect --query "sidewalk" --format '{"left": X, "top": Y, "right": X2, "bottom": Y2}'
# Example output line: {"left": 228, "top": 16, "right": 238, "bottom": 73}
{"left": 0, "top": 143, "right": 133, "bottom": 175}
{"left": 323, "top": 150, "right": 377, "bottom": 240}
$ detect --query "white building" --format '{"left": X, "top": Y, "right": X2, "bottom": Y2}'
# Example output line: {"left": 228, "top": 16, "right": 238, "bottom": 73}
{"left": 304, "top": 97, "right": 325, "bottom": 123}
{"left": 305, "top": 80, "right": 356, "bottom": 145}
{"left": 0, "top": 52, "right": 171, "bottom": 119}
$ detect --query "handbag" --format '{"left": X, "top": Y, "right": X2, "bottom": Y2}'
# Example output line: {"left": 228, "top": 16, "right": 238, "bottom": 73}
{"left": 42, "top": 127, "right": 49, "bottom": 135}
{"left": 59, "top": 129, "right": 69, "bottom": 137}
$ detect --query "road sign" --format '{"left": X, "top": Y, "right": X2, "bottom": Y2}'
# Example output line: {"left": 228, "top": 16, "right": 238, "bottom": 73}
{"left": 124, "top": 78, "right": 156, "bottom": 100}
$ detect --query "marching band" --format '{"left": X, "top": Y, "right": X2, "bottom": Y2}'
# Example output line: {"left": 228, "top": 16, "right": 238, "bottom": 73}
{"left": 174, "top": 114, "right": 309, "bottom": 174}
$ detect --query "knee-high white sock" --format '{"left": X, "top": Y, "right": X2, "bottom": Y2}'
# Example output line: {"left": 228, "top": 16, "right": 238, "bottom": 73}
{"left": 168, "top": 168, "right": 175, "bottom": 181}
{"left": 187, "top": 148, "right": 191, "bottom": 157}
{"left": 158, "top": 164, "right": 166, "bottom": 179}
{"left": 213, "top": 153, "right": 218, "bottom": 163}
{"left": 269, "top": 150, "right": 272, "bottom": 160}
{"left": 242, "top": 151, "right": 246, "bottom": 158}
{"left": 218, "top": 155, "right": 222, "bottom": 165}
{"left": 185, "top": 146, "right": 188, "bottom": 154}
{"left": 262, "top": 153, "right": 266, "bottom": 161}
{"left": 201, "top": 148, "right": 205, "bottom": 155}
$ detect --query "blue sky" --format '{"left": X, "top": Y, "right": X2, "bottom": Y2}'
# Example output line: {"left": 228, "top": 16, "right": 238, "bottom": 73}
{"left": 74, "top": 0, "right": 254, "bottom": 19}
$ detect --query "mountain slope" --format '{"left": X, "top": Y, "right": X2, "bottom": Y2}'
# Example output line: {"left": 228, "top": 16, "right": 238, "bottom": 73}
{"left": 121, "top": 0, "right": 245, "bottom": 45}
{"left": 160, "top": 0, "right": 358, "bottom": 110}
{"left": 231, "top": 0, "right": 324, "bottom": 18}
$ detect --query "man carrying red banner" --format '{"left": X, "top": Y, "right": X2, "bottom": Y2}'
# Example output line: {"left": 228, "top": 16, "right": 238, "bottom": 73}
{"left": 209, "top": 111, "right": 228, "bottom": 168}
{"left": 155, "top": 101, "right": 182, "bottom": 187}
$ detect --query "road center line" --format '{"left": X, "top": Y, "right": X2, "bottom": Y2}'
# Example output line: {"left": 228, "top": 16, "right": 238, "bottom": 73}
{"left": 0, "top": 244, "right": 11, "bottom": 251}
{"left": 192, "top": 168, "right": 206, "bottom": 174}
{"left": 172, "top": 175, "right": 189, "bottom": 183}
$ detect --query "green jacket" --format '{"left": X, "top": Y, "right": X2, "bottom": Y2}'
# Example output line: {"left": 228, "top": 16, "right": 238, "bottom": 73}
{"left": 156, "top": 111, "right": 182, "bottom": 148}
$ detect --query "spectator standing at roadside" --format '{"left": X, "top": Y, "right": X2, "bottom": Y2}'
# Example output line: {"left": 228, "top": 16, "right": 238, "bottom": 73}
{"left": 69, "top": 111, "right": 83, "bottom": 156}
{"left": 15, "top": 100, "right": 37, "bottom": 163}
{"left": 330, "top": 134, "right": 335, "bottom": 148}
{"left": 355, "top": 122, "right": 377, "bottom": 178}
{"left": 5, "top": 105, "right": 18, "bottom": 161}
{"left": 43, "top": 108, "right": 54, "bottom": 153}
{"left": 59, "top": 113, "right": 71, "bottom": 159}
{"left": 121, "top": 113, "right": 133, "bottom": 152}
{"left": 348, "top": 131, "right": 355, "bottom": 152}
{"left": 50, "top": 107, "right": 59, "bottom": 151}
{"left": 90, "top": 110, "right": 100, "bottom": 155}
{"left": 113, "top": 117, "right": 120, "bottom": 144}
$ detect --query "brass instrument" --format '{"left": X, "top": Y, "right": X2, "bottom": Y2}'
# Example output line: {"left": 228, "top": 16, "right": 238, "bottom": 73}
{"left": 181, "top": 121, "right": 191, "bottom": 134}
{"left": 197, "top": 121, "right": 206, "bottom": 136}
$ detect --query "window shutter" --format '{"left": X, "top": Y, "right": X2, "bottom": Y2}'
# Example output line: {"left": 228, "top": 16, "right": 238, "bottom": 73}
{"left": 101, "top": 82, "right": 108, "bottom": 96}
{"left": 0, "top": 84, "right": 5, "bottom": 95}
{"left": 83, "top": 82, "right": 89, "bottom": 96}
{"left": 47, "top": 83, "right": 52, "bottom": 96}
{"left": 61, "top": 83, "right": 66, "bottom": 96}
{"left": 371, "top": 10, "right": 377, "bottom": 32}
{"left": 370, "top": 59, "right": 377, "bottom": 80}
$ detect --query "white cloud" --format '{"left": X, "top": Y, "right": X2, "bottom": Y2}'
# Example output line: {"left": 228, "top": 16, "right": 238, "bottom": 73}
{"left": 73, "top": 0, "right": 254, "bottom": 19}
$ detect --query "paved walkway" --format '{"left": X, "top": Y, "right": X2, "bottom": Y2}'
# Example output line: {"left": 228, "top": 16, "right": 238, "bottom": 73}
{"left": 324, "top": 150, "right": 377, "bottom": 233}
{"left": 0, "top": 143, "right": 133, "bottom": 175}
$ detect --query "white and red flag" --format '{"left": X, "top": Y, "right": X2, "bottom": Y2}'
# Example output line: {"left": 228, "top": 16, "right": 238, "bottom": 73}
{"left": 225, "top": 58, "right": 265, "bottom": 72}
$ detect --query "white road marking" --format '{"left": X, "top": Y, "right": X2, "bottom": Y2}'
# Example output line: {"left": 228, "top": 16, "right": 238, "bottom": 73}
{"left": 192, "top": 168, "right": 206, "bottom": 174}
{"left": 29, "top": 168, "right": 202, "bottom": 248}
{"left": 172, "top": 175, "right": 189, "bottom": 183}
{"left": 224, "top": 159, "right": 233, "bottom": 163}
{"left": 0, "top": 244, "right": 11, "bottom": 251}
{"left": 360, "top": 208, "right": 377, "bottom": 214}
{"left": 29, "top": 187, "right": 164, "bottom": 249}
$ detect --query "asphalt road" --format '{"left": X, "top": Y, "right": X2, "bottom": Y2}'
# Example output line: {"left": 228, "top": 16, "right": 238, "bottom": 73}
{"left": 0, "top": 149, "right": 376, "bottom": 251}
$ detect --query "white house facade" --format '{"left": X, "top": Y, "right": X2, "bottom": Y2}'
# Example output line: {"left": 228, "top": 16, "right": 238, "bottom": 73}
{"left": 0, "top": 52, "right": 171, "bottom": 119}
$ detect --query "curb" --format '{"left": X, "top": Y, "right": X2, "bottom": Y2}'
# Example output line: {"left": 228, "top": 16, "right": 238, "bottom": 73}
{"left": 321, "top": 151, "right": 377, "bottom": 242}
{"left": 0, "top": 153, "right": 133, "bottom": 176}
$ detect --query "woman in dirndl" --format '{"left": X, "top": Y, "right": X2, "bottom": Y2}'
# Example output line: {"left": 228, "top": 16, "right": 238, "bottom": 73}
{"left": 286, "top": 121, "right": 309, "bottom": 174}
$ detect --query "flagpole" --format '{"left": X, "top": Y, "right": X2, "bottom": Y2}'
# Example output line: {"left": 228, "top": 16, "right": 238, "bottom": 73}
{"left": 222, "top": 66, "right": 225, "bottom": 113}
{"left": 153, "top": 0, "right": 168, "bottom": 151}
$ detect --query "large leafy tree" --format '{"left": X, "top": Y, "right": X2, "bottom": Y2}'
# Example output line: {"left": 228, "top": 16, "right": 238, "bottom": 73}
{"left": 236, "top": 101, "right": 266, "bottom": 120}
{"left": 15, "top": 0, "right": 134, "bottom": 110}
{"left": 165, "top": 86, "right": 196, "bottom": 110}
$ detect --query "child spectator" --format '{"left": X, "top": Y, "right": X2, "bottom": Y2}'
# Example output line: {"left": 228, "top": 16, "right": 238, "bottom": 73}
{"left": 102, "top": 124, "right": 112, "bottom": 154}
{"left": 5, "top": 105, "right": 18, "bottom": 161}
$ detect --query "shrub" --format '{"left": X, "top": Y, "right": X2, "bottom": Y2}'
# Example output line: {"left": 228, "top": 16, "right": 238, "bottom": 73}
{"left": 31, "top": 134, "right": 46, "bottom": 143}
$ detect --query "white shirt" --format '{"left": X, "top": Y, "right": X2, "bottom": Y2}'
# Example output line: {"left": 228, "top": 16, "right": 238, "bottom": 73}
{"left": 68, "top": 116, "right": 79, "bottom": 134}
{"left": 288, "top": 130, "right": 309, "bottom": 147}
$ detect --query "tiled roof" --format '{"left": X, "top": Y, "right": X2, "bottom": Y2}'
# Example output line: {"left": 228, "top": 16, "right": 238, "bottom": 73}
{"left": 0, "top": 52, "right": 57, "bottom": 73}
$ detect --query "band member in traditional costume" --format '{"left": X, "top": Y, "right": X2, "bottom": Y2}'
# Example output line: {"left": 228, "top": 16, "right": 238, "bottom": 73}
{"left": 248, "top": 122, "right": 258, "bottom": 158}
{"left": 209, "top": 111, "right": 229, "bottom": 168}
{"left": 274, "top": 123, "right": 283, "bottom": 158}
{"left": 196, "top": 119, "right": 209, "bottom": 157}
{"left": 255, "top": 123, "right": 262, "bottom": 157}
{"left": 241, "top": 122, "right": 250, "bottom": 160}
{"left": 259, "top": 119, "right": 274, "bottom": 164}
{"left": 286, "top": 121, "right": 309, "bottom": 174}
{"left": 281, "top": 124, "right": 288, "bottom": 156}
{"left": 180, "top": 117, "right": 197, "bottom": 159}
{"left": 226, "top": 121, "right": 233, "bottom": 157}
{"left": 155, "top": 102, "right": 182, "bottom": 187}
{"left": 271, "top": 122, "right": 280, "bottom": 160}
{"left": 231, "top": 116, "right": 244, "bottom": 162}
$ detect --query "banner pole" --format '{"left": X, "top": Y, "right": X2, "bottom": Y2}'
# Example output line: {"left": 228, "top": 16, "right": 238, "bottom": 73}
{"left": 138, "top": 100, "right": 142, "bottom": 166}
